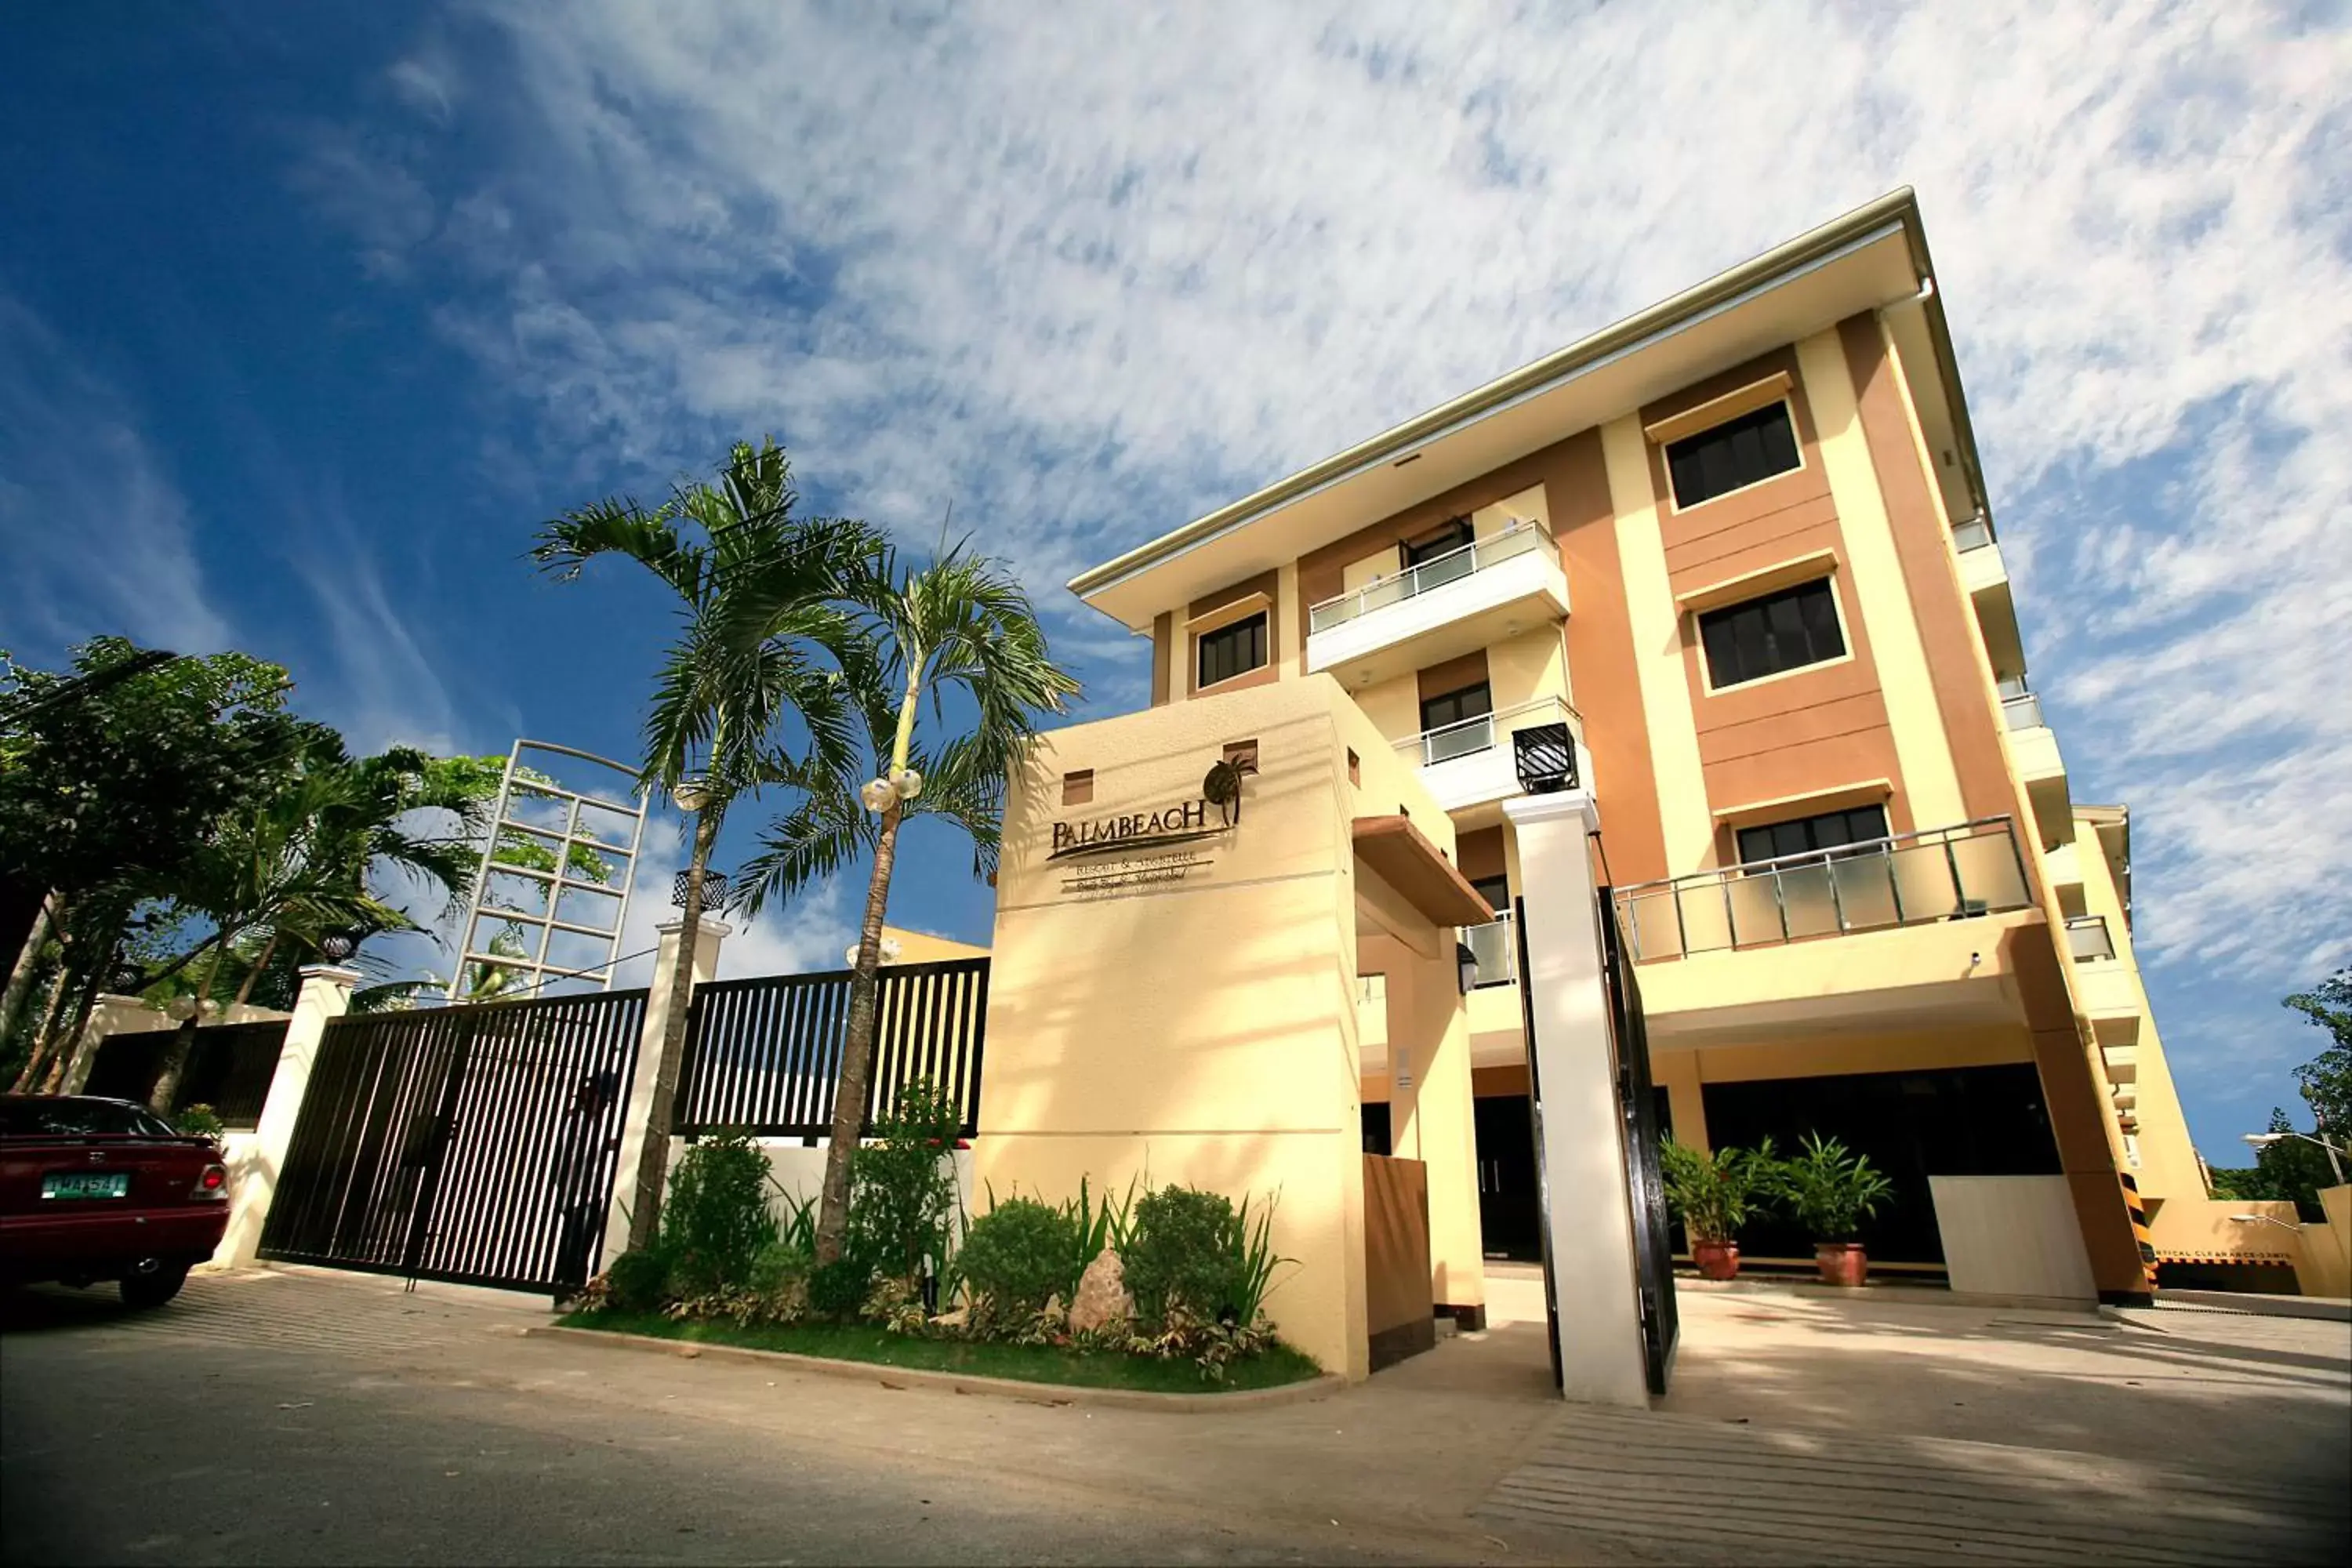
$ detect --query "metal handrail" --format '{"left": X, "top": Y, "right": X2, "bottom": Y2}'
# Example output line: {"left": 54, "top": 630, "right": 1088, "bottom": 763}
{"left": 1462, "top": 912, "right": 1516, "bottom": 987}
{"left": 1613, "top": 816, "right": 2034, "bottom": 961}
{"left": 2001, "top": 691, "right": 2046, "bottom": 730}
{"left": 1952, "top": 512, "right": 1997, "bottom": 551}
{"left": 1392, "top": 695, "right": 1584, "bottom": 767}
{"left": 1307, "top": 517, "right": 1555, "bottom": 633}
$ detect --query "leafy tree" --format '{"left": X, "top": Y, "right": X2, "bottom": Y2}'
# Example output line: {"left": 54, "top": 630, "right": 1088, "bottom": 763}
{"left": 2215, "top": 1108, "right": 2337, "bottom": 1221}
{"left": 534, "top": 437, "right": 882, "bottom": 1250}
{"left": 2284, "top": 968, "right": 2351, "bottom": 1142}
{"left": 733, "top": 540, "right": 1076, "bottom": 1264}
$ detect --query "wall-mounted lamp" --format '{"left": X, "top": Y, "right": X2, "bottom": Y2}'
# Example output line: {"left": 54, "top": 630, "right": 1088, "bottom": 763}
{"left": 1456, "top": 942, "right": 1479, "bottom": 996}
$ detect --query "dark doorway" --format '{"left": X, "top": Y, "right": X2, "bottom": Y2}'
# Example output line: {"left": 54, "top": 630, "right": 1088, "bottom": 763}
{"left": 1700, "top": 1062, "right": 2063, "bottom": 1265}
{"left": 1474, "top": 1094, "right": 1541, "bottom": 1260}
{"left": 1361, "top": 1102, "right": 1392, "bottom": 1156}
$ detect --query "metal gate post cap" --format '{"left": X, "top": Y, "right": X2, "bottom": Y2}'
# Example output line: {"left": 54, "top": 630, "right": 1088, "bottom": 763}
{"left": 293, "top": 965, "right": 365, "bottom": 985}
{"left": 654, "top": 916, "right": 733, "bottom": 939}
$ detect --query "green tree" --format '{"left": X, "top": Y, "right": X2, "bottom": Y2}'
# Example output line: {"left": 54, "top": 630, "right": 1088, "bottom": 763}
{"left": 735, "top": 540, "right": 1076, "bottom": 1264}
{"left": 534, "top": 437, "right": 881, "bottom": 1250}
{"left": 1, "top": 640, "right": 314, "bottom": 1082}
{"left": 2217, "top": 1108, "right": 2339, "bottom": 1221}
{"left": 2284, "top": 968, "right": 2351, "bottom": 1142}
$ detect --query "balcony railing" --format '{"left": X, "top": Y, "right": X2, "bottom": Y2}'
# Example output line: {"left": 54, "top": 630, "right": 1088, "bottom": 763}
{"left": 1616, "top": 817, "right": 2034, "bottom": 961}
{"left": 2002, "top": 691, "right": 2045, "bottom": 731}
{"left": 1308, "top": 519, "right": 1553, "bottom": 633}
{"left": 1462, "top": 913, "right": 1516, "bottom": 987}
{"left": 1392, "top": 695, "right": 1581, "bottom": 769}
{"left": 1952, "top": 513, "right": 1996, "bottom": 552}
{"left": 2065, "top": 914, "right": 2116, "bottom": 962}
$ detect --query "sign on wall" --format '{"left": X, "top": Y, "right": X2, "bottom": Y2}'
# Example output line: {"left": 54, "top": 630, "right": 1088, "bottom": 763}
{"left": 1047, "top": 758, "right": 1248, "bottom": 898}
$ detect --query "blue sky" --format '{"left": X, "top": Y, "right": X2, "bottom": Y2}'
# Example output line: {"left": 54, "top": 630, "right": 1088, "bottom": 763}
{"left": 2, "top": 2, "right": 2345, "bottom": 1158}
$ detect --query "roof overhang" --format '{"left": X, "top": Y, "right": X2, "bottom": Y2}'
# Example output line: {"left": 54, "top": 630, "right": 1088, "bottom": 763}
{"left": 1352, "top": 815, "right": 1494, "bottom": 927}
{"left": 1073, "top": 187, "right": 1983, "bottom": 633}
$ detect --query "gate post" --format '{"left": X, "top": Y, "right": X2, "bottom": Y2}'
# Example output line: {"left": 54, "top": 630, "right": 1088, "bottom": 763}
{"left": 1502, "top": 790, "right": 1651, "bottom": 1408}
{"left": 600, "top": 916, "right": 728, "bottom": 1274}
{"left": 216, "top": 964, "right": 358, "bottom": 1269}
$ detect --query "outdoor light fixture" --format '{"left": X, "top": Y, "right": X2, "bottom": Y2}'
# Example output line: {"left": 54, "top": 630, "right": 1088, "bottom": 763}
{"left": 672, "top": 774, "right": 712, "bottom": 812}
{"left": 673, "top": 870, "right": 729, "bottom": 912}
{"left": 1512, "top": 723, "right": 1578, "bottom": 795}
{"left": 1457, "top": 941, "right": 1479, "bottom": 996}
{"left": 318, "top": 932, "right": 355, "bottom": 963}
{"left": 2242, "top": 1129, "right": 2347, "bottom": 1184}
{"left": 2227, "top": 1214, "right": 2303, "bottom": 1233}
{"left": 111, "top": 966, "right": 143, "bottom": 993}
{"left": 165, "top": 996, "right": 198, "bottom": 1022}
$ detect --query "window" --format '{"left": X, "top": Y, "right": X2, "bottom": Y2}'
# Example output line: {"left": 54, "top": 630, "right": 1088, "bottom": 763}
{"left": 0, "top": 1098, "right": 176, "bottom": 1138}
{"left": 1347, "top": 749, "right": 1360, "bottom": 786}
{"left": 1061, "top": 770, "right": 1094, "bottom": 807}
{"left": 1196, "top": 612, "right": 1267, "bottom": 688}
{"left": 1735, "top": 804, "right": 1889, "bottom": 867}
{"left": 1665, "top": 401, "right": 1801, "bottom": 508}
{"left": 1419, "top": 681, "right": 1492, "bottom": 734}
{"left": 1471, "top": 875, "right": 1509, "bottom": 914}
{"left": 1222, "top": 739, "right": 1258, "bottom": 774}
{"left": 1698, "top": 579, "right": 1845, "bottom": 688}
{"left": 1403, "top": 517, "right": 1473, "bottom": 567}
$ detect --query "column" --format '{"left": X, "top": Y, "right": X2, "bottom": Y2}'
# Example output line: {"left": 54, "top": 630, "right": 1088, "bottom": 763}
{"left": 215, "top": 964, "right": 358, "bottom": 1269}
{"left": 1503, "top": 787, "right": 1650, "bottom": 1408}
{"left": 599, "top": 915, "right": 729, "bottom": 1273}
{"left": 1384, "top": 943, "right": 1487, "bottom": 1327}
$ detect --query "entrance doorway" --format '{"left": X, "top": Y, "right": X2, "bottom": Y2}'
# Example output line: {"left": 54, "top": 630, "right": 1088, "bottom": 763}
{"left": 1475, "top": 1095, "right": 1541, "bottom": 1260}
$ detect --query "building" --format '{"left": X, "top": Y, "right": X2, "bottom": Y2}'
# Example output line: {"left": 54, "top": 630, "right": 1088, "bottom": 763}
{"left": 1032, "top": 187, "right": 2279, "bottom": 1318}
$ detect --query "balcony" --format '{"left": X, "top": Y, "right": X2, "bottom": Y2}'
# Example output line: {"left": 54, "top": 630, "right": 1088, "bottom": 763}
{"left": 2002, "top": 692, "right": 2072, "bottom": 849}
{"left": 1954, "top": 512, "right": 2024, "bottom": 677}
{"left": 1305, "top": 521, "right": 1570, "bottom": 687}
{"left": 1394, "top": 698, "right": 1585, "bottom": 816}
{"left": 1618, "top": 817, "right": 2034, "bottom": 961}
{"left": 1462, "top": 912, "right": 1517, "bottom": 988}
{"left": 2064, "top": 913, "right": 2115, "bottom": 961}
{"left": 2067, "top": 915, "right": 2141, "bottom": 1043}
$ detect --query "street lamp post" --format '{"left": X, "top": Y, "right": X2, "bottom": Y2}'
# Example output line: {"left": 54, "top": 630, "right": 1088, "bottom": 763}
{"left": 2242, "top": 1129, "right": 2347, "bottom": 1187}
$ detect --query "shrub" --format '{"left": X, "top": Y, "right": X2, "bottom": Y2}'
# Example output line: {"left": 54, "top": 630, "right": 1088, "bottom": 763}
{"left": 1057, "top": 1174, "right": 1138, "bottom": 1304}
{"left": 172, "top": 1104, "right": 226, "bottom": 1139}
{"left": 1124, "top": 1185, "right": 1243, "bottom": 1325}
{"left": 848, "top": 1080, "right": 962, "bottom": 1284}
{"left": 661, "top": 1129, "right": 779, "bottom": 1295}
{"left": 604, "top": 1248, "right": 671, "bottom": 1313}
{"left": 959, "top": 1196, "right": 1077, "bottom": 1316}
{"left": 808, "top": 1254, "right": 876, "bottom": 1320}
{"left": 749, "top": 1242, "right": 808, "bottom": 1297}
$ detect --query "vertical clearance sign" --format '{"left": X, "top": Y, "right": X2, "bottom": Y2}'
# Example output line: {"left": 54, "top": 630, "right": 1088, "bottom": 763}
{"left": 1049, "top": 760, "right": 1246, "bottom": 895}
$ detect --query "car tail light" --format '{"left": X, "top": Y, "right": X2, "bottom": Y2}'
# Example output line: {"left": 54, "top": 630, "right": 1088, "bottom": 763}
{"left": 193, "top": 1163, "right": 229, "bottom": 1200}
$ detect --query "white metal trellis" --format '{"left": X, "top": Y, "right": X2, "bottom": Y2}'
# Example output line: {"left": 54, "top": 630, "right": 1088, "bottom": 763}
{"left": 447, "top": 740, "right": 648, "bottom": 1000}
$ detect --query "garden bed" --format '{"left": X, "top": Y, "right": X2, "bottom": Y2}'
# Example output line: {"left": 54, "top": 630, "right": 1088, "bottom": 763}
{"left": 554, "top": 1308, "right": 1323, "bottom": 1394}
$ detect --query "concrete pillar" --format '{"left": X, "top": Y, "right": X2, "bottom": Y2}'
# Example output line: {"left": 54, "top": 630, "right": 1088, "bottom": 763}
{"left": 599, "top": 916, "right": 729, "bottom": 1272}
{"left": 1384, "top": 943, "right": 1486, "bottom": 1326}
{"left": 216, "top": 965, "right": 359, "bottom": 1269}
{"left": 1503, "top": 788, "right": 1650, "bottom": 1408}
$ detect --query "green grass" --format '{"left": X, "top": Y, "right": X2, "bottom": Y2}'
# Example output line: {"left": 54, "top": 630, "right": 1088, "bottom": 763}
{"left": 556, "top": 1309, "right": 1323, "bottom": 1393}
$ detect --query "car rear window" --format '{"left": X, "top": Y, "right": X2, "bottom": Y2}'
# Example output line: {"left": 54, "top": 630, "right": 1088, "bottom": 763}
{"left": 0, "top": 1098, "right": 178, "bottom": 1138}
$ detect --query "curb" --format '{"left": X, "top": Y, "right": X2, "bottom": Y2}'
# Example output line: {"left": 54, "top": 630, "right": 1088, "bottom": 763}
{"left": 522, "top": 1324, "right": 1345, "bottom": 1413}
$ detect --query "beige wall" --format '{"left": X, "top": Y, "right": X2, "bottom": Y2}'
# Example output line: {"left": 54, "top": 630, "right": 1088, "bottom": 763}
{"left": 880, "top": 925, "right": 989, "bottom": 964}
{"left": 974, "top": 676, "right": 1468, "bottom": 1379}
{"left": 1365, "top": 931, "right": 1483, "bottom": 1314}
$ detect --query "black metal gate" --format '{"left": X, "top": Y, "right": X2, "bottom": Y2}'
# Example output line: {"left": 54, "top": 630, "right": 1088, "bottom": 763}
{"left": 82, "top": 1019, "right": 290, "bottom": 1129}
{"left": 1597, "top": 885, "right": 1678, "bottom": 1396}
{"left": 258, "top": 989, "right": 645, "bottom": 1295}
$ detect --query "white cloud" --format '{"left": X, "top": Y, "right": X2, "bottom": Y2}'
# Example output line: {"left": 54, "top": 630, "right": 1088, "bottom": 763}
{"left": 0, "top": 296, "right": 238, "bottom": 659}
{"left": 610, "top": 816, "right": 851, "bottom": 989}
{"left": 305, "top": 0, "right": 2352, "bottom": 1132}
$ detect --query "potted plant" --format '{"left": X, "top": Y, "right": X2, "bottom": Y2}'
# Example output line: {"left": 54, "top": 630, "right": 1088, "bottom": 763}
{"left": 1659, "top": 1136, "right": 1775, "bottom": 1280}
{"left": 1774, "top": 1133, "right": 1894, "bottom": 1287}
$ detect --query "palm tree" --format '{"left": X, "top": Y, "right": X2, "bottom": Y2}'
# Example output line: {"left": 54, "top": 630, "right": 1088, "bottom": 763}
{"left": 734, "top": 541, "right": 1077, "bottom": 1265}
{"left": 533, "top": 437, "right": 881, "bottom": 1251}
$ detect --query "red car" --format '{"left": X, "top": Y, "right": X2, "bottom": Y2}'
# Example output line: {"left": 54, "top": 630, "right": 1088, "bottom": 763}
{"left": 0, "top": 1094, "right": 230, "bottom": 1308}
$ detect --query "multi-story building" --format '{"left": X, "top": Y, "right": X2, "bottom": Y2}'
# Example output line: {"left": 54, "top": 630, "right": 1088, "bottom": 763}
{"left": 1060, "top": 188, "right": 2282, "bottom": 1295}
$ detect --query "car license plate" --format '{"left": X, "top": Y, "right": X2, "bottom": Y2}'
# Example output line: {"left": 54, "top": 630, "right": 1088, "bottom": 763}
{"left": 41, "top": 1171, "right": 130, "bottom": 1200}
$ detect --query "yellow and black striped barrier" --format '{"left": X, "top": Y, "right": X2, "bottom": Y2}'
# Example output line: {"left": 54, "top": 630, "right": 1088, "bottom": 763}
{"left": 2119, "top": 1171, "right": 2159, "bottom": 1289}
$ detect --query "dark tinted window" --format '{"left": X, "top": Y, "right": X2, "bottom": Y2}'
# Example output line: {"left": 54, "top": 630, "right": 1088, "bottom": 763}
{"left": 1471, "top": 875, "right": 1510, "bottom": 911}
{"left": 0, "top": 1098, "right": 177, "bottom": 1138}
{"left": 1699, "top": 579, "right": 1845, "bottom": 688}
{"left": 1419, "top": 681, "right": 1492, "bottom": 732}
{"left": 1666, "top": 401, "right": 1801, "bottom": 507}
{"left": 1736, "top": 804, "right": 1890, "bottom": 866}
{"left": 1196, "top": 612, "right": 1267, "bottom": 688}
{"left": 1403, "top": 517, "right": 1473, "bottom": 566}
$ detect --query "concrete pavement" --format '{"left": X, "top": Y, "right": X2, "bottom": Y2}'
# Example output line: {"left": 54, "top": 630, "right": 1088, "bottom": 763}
{"left": 2, "top": 1265, "right": 2347, "bottom": 1565}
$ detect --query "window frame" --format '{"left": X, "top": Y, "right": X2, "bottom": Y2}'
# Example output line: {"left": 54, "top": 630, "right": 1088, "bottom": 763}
{"left": 1663, "top": 398, "right": 1805, "bottom": 514}
{"left": 1194, "top": 609, "right": 1269, "bottom": 691}
{"left": 1418, "top": 680, "right": 1494, "bottom": 735}
{"left": 1696, "top": 576, "right": 1852, "bottom": 694}
{"left": 1733, "top": 804, "right": 1892, "bottom": 869}
{"left": 1403, "top": 516, "right": 1475, "bottom": 568}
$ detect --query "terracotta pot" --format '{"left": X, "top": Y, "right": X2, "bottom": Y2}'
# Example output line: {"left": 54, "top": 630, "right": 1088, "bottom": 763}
{"left": 1691, "top": 1240, "right": 1741, "bottom": 1281}
{"left": 1815, "top": 1241, "right": 1867, "bottom": 1287}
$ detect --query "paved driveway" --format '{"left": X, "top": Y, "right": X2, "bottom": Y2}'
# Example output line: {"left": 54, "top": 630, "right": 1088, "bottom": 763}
{"left": 3, "top": 1266, "right": 2347, "bottom": 1566}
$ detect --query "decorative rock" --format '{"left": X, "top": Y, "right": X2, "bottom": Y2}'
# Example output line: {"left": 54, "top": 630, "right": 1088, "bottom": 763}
{"left": 1068, "top": 1248, "right": 1135, "bottom": 1334}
